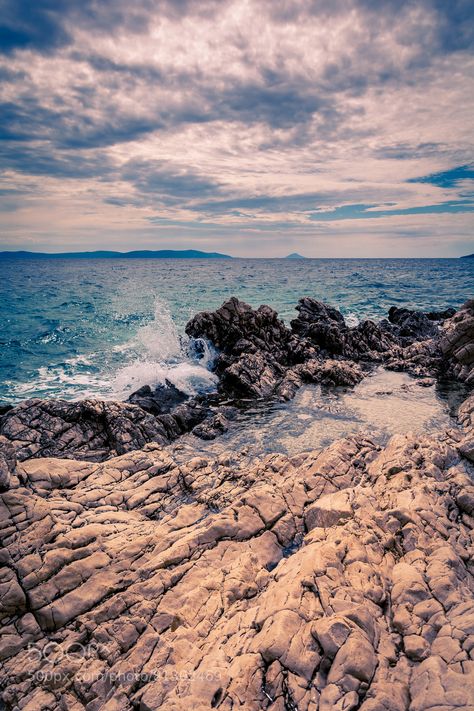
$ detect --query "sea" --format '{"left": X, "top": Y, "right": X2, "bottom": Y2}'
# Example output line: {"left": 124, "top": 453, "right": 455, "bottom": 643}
{"left": 1, "top": 257, "right": 472, "bottom": 406}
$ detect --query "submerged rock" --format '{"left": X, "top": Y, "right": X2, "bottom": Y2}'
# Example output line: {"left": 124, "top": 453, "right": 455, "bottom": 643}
{"left": 0, "top": 393, "right": 472, "bottom": 710}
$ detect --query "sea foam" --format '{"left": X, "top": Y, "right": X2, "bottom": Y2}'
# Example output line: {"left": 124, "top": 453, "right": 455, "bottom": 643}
{"left": 112, "top": 297, "right": 218, "bottom": 399}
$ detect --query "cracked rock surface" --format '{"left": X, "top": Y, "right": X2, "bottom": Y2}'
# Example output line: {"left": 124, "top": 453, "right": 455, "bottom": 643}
{"left": 441, "top": 299, "right": 474, "bottom": 384}
{"left": 0, "top": 398, "right": 209, "bottom": 463}
{"left": 0, "top": 394, "right": 473, "bottom": 710}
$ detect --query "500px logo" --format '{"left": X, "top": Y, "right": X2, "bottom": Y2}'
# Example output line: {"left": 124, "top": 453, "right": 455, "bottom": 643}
{"left": 31, "top": 670, "right": 158, "bottom": 684}
{"left": 26, "top": 640, "right": 99, "bottom": 663}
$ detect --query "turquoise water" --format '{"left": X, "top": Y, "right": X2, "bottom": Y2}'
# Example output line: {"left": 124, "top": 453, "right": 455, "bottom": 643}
{"left": 0, "top": 257, "right": 472, "bottom": 404}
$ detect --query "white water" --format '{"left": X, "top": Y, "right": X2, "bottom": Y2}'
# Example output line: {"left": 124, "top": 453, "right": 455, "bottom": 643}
{"left": 112, "top": 297, "right": 218, "bottom": 399}
{"left": 6, "top": 298, "right": 218, "bottom": 402}
{"left": 136, "top": 300, "right": 182, "bottom": 362}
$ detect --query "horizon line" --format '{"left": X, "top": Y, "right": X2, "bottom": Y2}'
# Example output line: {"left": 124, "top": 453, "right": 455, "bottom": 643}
{"left": 0, "top": 248, "right": 471, "bottom": 259}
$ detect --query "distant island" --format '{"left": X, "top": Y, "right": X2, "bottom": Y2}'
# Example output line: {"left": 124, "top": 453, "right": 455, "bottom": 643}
{"left": 460, "top": 253, "right": 474, "bottom": 259}
{"left": 285, "top": 252, "right": 307, "bottom": 259}
{"left": 0, "top": 249, "right": 232, "bottom": 259}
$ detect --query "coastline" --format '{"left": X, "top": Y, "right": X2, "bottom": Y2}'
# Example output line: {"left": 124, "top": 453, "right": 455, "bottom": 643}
{"left": 0, "top": 297, "right": 473, "bottom": 710}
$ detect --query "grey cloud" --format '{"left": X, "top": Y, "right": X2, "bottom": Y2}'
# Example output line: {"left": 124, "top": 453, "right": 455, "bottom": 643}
{"left": 120, "top": 160, "right": 221, "bottom": 203}
{"left": 0, "top": 142, "right": 115, "bottom": 179}
{"left": 0, "top": 0, "right": 223, "bottom": 56}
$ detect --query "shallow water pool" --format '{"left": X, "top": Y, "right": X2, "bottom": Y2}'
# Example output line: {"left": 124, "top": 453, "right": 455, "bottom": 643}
{"left": 175, "top": 368, "right": 468, "bottom": 460}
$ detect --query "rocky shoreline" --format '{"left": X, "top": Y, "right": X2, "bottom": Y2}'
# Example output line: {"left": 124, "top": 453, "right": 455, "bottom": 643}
{"left": 1, "top": 297, "right": 472, "bottom": 465}
{"left": 0, "top": 297, "right": 473, "bottom": 710}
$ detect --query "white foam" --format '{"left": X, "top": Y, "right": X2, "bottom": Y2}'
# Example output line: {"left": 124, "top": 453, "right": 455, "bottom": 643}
{"left": 136, "top": 298, "right": 181, "bottom": 361}
{"left": 345, "top": 313, "right": 360, "bottom": 327}
{"left": 112, "top": 297, "right": 218, "bottom": 399}
{"left": 112, "top": 360, "right": 218, "bottom": 399}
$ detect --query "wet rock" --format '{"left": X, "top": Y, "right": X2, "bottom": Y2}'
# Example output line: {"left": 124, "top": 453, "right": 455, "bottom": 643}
{"left": 291, "top": 297, "right": 399, "bottom": 360}
{"left": 220, "top": 351, "right": 285, "bottom": 398}
{"left": 186, "top": 298, "right": 318, "bottom": 399}
{"left": 426, "top": 307, "right": 456, "bottom": 321}
{"left": 185, "top": 296, "right": 472, "bottom": 406}
{"left": 0, "top": 398, "right": 209, "bottom": 462}
{"left": 128, "top": 380, "right": 188, "bottom": 415}
{"left": 192, "top": 407, "right": 238, "bottom": 440}
{"left": 186, "top": 296, "right": 296, "bottom": 364}
{"left": 291, "top": 298, "right": 347, "bottom": 354}
{"left": 276, "top": 358, "right": 363, "bottom": 400}
{"left": 1, "top": 297, "right": 471, "bottom": 465}
{"left": 457, "top": 395, "right": 474, "bottom": 463}
{"left": 387, "top": 306, "right": 440, "bottom": 344}
{"left": 385, "top": 338, "right": 444, "bottom": 379}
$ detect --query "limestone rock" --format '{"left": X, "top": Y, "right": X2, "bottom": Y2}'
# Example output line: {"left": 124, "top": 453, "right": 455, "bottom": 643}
{"left": 0, "top": 393, "right": 473, "bottom": 710}
{"left": 0, "top": 435, "right": 16, "bottom": 491}
{"left": 441, "top": 299, "right": 474, "bottom": 383}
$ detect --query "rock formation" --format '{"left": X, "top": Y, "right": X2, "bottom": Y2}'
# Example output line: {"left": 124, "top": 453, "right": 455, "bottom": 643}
{"left": 128, "top": 382, "right": 189, "bottom": 416}
{"left": 0, "top": 392, "right": 473, "bottom": 710}
{"left": 441, "top": 299, "right": 474, "bottom": 383}
{"left": 0, "top": 398, "right": 209, "bottom": 463}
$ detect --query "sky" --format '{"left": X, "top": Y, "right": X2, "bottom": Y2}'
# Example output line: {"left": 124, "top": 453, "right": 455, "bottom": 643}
{"left": 0, "top": 0, "right": 473, "bottom": 257}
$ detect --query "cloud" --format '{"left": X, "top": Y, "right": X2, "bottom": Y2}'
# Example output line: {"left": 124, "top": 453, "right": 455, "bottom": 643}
{"left": 0, "top": 0, "right": 473, "bottom": 255}
{"left": 120, "top": 160, "right": 221, "bottom": 202}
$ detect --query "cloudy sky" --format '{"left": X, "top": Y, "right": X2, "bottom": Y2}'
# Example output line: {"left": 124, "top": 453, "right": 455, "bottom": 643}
{"left": 1, "top": 0, "right": 473, "bottom": 257}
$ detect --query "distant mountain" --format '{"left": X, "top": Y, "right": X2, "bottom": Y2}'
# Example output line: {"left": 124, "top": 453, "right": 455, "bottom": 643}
{"left": 285, "top": 252, "right": 307, "bottom": 259}
{"left": 460, "top": 253, "right": 474, "bottom": 259}
{"left": 0, "top": 249, "right": 233, "bottom": 259}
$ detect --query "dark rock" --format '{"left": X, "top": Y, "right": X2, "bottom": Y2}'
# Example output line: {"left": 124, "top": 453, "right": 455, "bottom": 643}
{"left": 344, "top": 319, "right": 398, "bottom": 359}
{"left": 276, "top": 359, "right": 364, "bottom": 400}
{"left": 385, "top": 339, "right": 443, "bottom": 378}
{"left": 0, "top": 404, "right": 13, "bottom": 417}
{"left": 291, "top": 297, "right": 398, "bottom": 360}
{"left": 426, "top": 307, "right": 456, "bottom": 321}
{"left": 220, "top": 353, "right": 285, "bottom": 399}
{"left": 387, "top": 306, "right": 439, "bottom": 343}
{"left": 291, "top": 298, "right": 347, "bottom": 354}
{"left": 186, "top": 297, "right": 295, "bottom": 364}
{"left": 192, "top": 407, "right": 237, "bottom": 440}
{"left": 3, "top": 298, "right": 470, "bottom": 465}
{"left": 186, "top": 296, "right": 463, "bottom": 402}
{"left": 128, "top": 380, "right": 188, "bottom": 415}
{"left": 0, "top": 398, "right": 210, "bottom": 462}
{"left": 186, "top": 298, "right": 317, "bottom": 399}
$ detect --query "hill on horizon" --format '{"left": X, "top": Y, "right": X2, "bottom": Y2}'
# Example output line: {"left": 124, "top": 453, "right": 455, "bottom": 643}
{"left": 0, "top": 249, "right": 233, "bottom": 260}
